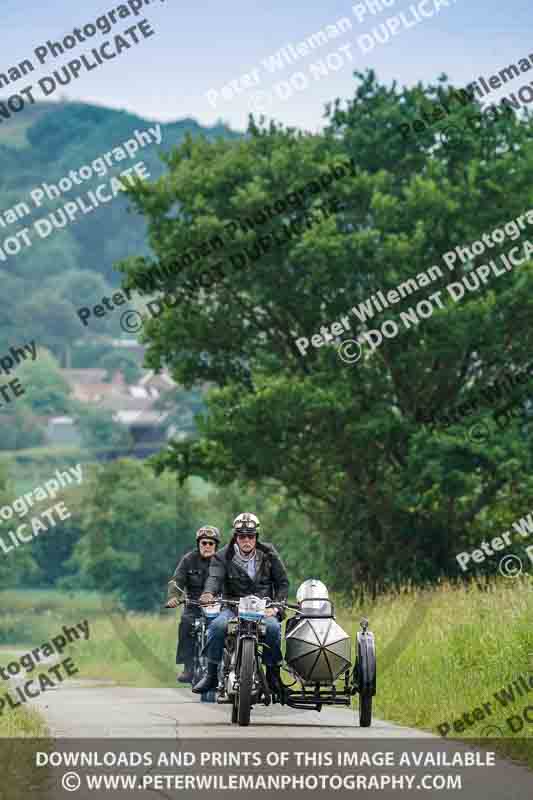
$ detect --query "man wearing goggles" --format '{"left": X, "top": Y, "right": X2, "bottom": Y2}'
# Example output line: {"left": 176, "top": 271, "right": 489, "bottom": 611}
{"left": 167, "top": 525, "right": 221, "bottom": 683}
{"left": 192, "top": 512, "right": 289, "bottom": 694}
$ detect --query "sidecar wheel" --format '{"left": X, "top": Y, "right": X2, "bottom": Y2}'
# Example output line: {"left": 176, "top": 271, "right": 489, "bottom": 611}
{"left": 355, "top": 630, "right": 376, "bottom": 696}
{"left": 359, "top": 690, "right": 372, "bottom": 727}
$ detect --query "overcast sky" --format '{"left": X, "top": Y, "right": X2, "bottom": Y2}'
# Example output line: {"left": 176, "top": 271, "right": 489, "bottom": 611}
{"left": 1, "top": 0, "right": 531, "bottom": 133}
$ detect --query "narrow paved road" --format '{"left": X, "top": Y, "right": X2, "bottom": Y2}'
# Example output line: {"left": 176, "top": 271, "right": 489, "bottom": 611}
{"left": 21, "top": 679, "right": 533, "bottom": 799}
{"left": 31, "top": 679, "right": 429, "bottom": 738}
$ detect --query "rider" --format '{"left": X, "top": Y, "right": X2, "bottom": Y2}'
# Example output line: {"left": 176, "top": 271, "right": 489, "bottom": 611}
{"left": 166, "top": 525, "right": 221, "bottom": 683}
{"left": 191, "top": 512, "right": 289, "bottom": 694}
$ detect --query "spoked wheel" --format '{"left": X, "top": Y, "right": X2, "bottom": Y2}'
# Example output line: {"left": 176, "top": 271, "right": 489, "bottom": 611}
{"left": 359, "top": 690, "right": 372, "bottom": 727}
{"left": 237, "top": 639, "right": 255, "bottom": 726}
{"left": 354, "top": 626, "right": 376, "bottom": 728}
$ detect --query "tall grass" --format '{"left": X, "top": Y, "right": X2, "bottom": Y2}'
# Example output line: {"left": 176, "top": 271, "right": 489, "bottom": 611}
{"left": 0, "top": 581, "right": 531, "bottom": 766}
{"left": 340, "top": 577, "right": 533, "bottom": 767}
{"left": 0, "top": 590, "right": 110, "bottom": 646}
{"left": 0, "top": 704, "right": 49, "bottom": 738}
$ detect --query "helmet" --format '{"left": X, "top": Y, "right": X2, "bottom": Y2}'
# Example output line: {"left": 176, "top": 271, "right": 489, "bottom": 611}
{"left": 296, "top": 579, "right": 329, "bottom": 609}
{"left": 196, "top": 526, "right": 221, "bottom": 544}
{"left": 232, "top": 512, "right": 260, "bottom": 535}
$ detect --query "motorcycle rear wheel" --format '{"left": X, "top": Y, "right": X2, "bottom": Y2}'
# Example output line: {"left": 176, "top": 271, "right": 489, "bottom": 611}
{"left": 237, "top": 638, "right": 255, "bottom": 726}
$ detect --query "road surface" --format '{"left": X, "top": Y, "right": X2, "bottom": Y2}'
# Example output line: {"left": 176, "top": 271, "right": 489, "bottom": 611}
{"left": 10, "top": 678, "right": 533, "bottom": 799}
{"left": 30, "top": 678, "right": 429, "bottom": 738}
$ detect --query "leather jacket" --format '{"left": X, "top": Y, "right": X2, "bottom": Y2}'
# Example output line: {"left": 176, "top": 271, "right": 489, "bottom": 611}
{"left": 168, "top": 550, "right": 212, "bottom": 602}
{"left": 203, "top": 539, "right": 289, "bottom": 611}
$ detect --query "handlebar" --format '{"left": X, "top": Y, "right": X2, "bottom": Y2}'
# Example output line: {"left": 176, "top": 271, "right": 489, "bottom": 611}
{"left": 163, "top": 595, "right": 302, "bottom": 612}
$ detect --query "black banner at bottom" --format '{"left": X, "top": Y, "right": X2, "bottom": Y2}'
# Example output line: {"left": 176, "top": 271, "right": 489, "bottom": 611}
{"left": 0, "top": 737, "right": 532, "bottom": 800}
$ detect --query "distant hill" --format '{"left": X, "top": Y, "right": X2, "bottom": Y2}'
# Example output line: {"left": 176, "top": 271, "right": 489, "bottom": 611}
{"left": 0, "top": 100, "right": 240, "bottom": 360}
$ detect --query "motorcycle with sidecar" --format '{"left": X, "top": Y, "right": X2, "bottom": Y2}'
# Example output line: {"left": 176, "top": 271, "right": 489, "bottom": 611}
{"left": 213, "top": 579, "right": 376, "bottom": 727}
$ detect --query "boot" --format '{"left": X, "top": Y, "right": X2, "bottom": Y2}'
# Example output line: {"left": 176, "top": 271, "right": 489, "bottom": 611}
{"left": 192, "top": 662, "right": 219, "bottom": 694}
{"left": 266, "top": 664, "right": 282, "bottom": 693}
{"left": 177, "top": 666, "right": 194, "bottom": 684}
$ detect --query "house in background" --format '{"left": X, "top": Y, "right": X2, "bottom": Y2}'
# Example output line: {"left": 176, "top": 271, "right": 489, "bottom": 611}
{"left": 46, "top": 368, "right": 179, "bottom": 459}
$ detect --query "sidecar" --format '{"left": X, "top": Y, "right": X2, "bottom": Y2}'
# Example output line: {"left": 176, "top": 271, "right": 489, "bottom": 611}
{"left": 282, "top": 580, "right": 376, "bottom": 726}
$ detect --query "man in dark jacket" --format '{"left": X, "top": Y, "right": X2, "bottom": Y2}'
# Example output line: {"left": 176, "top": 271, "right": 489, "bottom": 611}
{"left": 166, "top": 525, "right": 221, "bottom": 683}
{"left": 192, "top": 512, "right": 289, "bottom": 694}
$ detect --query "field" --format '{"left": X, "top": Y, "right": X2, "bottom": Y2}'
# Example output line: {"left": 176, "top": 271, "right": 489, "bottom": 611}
{"left": 0, "top": 580, "right": 532, "bottom": 768}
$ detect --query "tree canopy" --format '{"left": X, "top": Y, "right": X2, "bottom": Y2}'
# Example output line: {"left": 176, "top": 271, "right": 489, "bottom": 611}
{"left": 118, "top": 70, "right": 533, "bottom": 596}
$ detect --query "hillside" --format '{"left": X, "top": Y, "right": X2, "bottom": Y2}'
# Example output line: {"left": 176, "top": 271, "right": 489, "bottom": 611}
{"left": 0, "top": 100, "right": 239, "bottom": 356}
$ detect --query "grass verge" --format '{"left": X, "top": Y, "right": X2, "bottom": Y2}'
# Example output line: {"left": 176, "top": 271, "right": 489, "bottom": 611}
{"left": 340, "top": 577, "right": 533, "bottom": 768}
{"left": 0, "top": 581, "right": 531, "bottom": 770}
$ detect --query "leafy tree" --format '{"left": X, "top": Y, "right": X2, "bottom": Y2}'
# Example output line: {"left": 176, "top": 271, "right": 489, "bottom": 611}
{"left": 0, "top": 404, "right": 46, "bottom": 451}
{"left": 0, "top": 464, "right": 40, "bottom": 587}
{"left": 153, "top": 386, "right": 206, "bottom": 437}
{"left": 118, "top": 71, "right": 533, "bottom": 596}
{"left": 16, "top": 348, "right": 73, "bottom": 415}
{"left": 31, "top": 479, "right": 87, "bottom": 586}
{"left": 74, "top": 405, "right": 133, "bottom": 455}
{"left": 46, "top": 269, "right": 113, "bottom": 310}
{"left": 18, "top": 291, "right": 82, "bottom": 366}
{"left": 68, "top": 459, "right": 201, "bottom": 610}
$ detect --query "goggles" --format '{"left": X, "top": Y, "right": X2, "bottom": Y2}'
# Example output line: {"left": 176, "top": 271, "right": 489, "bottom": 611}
{"left": 234, "top": 519, "right": 257, "bottom": 532}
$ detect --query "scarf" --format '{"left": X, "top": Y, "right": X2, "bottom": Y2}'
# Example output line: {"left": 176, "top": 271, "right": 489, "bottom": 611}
{"left": 232, "top": 543, "right": 257, "bottom": 580}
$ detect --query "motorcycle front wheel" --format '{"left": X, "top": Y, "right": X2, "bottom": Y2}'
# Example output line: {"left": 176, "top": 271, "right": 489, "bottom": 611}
{"left": 237, "top": 638, "right": 255, "bottom": 726}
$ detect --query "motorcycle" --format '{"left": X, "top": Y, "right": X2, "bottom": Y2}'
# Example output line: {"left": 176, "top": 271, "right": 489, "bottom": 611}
{"left": 164, "top": 584, "right": 221, "bottom": 703}
{"left": 215, "top": 580, "right": 376, "bottom": 728}
{"left": 215, "top": 594, "right": 275, "bottom": 726}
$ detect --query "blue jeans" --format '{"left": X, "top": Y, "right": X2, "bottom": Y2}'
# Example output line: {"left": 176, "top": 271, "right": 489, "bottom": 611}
{"left": 205, "top": 607, "right": 282, "bottom": 666}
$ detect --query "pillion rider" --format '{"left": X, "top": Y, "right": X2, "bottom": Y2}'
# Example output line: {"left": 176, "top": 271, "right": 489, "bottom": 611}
{"left": 166, "top": 526, "right": 221, "bottom": 683}
{"left": 192, "top": 512, "right": 289, "bottom": 694}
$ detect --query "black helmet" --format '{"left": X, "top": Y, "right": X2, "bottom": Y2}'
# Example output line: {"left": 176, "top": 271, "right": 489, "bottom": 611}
{"left": 196, "top": 526, "right": 221, "bottom": 545}
{"left": 232, "top": 512, "right": 260, "bottom": 535}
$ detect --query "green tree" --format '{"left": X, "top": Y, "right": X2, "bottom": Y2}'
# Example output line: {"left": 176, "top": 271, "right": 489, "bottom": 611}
{"left": 31, "top": 477, "right": 87, "bottom": 586}
{"left": 117, "top": 71, "right": 533, "bottom": 595}
{"left": 46, "top": 269, "right": 113, "bottom": 310}
{"left": 68, "top": 459, "right": 201, "bottom": 610}
{"left": 18, "top": 291, "right": 82, "bottom": 367}
{"left": 0, "top": 404, "right": 46, "bottom": 451}
{"left": 0, "top": 463, "right": 40, "bottom": 588}
{"left": 74, "top": 405, "right": 133, "bottom": 455}
{"left": 16, "top": 348, "right": 73, "bottom": 415}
